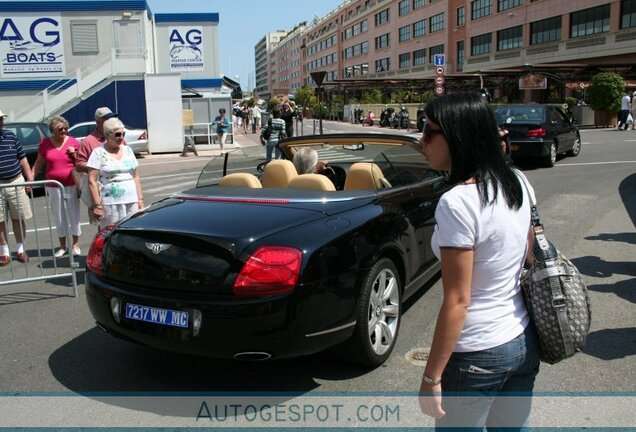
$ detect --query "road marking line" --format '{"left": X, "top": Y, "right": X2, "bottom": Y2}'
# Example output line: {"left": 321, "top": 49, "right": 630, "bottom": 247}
{"left": 557, "top": 160, "right": 636, "bottom": 167}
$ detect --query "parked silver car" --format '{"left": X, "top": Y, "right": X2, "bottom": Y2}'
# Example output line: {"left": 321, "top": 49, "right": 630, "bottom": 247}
{"left": 68, "top": 121, "right": 150, "bottom": 155}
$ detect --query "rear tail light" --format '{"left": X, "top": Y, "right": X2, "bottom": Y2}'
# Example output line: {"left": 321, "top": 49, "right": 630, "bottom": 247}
{"left": 87, "top": 225, "right": 115, "bottom": 277}
{"left": 139, "top": 130, "right": 147, "bottom": 140}
{"left": 526, "top": 128, "right": 546, "bottom": 138}
{"left": 233, "top": 246, "right": 302, "bottom": 296}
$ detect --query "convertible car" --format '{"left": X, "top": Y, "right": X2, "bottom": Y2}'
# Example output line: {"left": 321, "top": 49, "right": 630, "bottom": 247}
{"left": 85, "top": 134, "right": 449, "bottom": 366}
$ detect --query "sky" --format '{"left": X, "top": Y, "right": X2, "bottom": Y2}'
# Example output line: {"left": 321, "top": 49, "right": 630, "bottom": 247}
{"left": 147, "top": 0, "right": 345, "bottom": 90}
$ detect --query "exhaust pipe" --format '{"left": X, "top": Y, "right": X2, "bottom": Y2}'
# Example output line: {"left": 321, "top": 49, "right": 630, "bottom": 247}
{"left": 234, "top": 352, "right": 272, "bottom": 361}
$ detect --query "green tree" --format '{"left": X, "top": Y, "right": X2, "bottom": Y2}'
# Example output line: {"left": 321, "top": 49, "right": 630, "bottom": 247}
{"left": 267, "top": 98, "right": 280, "bottom": 112}
{"left": 294, "top": 86, "right": 314, "bottom": 109}
{"left": 588, "top": 72, "right": 625, "bottom": 112}
{"left": 361, "top": 89, "right": 382, "bottom": 104}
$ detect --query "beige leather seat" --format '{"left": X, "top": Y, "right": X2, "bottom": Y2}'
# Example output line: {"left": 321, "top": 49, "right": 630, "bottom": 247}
{"left": 344, "top": 162, "right": 389, "bottom": 191}
{"left": 288, "top": 174, "right": 336, "bottom": 191}
{"left": 218, "top": 173, "right": 262, "bottom": 188}
{"left": 261, "top": 159, "right": 298, "bottom": 188}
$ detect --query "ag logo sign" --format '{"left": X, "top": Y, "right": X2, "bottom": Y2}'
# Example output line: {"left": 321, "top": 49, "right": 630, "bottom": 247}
{"left": 0, "top": 13, "right": 65, "bottom": 78}
{"left": 169, "top": 26, "right": 204, "bottom": 71}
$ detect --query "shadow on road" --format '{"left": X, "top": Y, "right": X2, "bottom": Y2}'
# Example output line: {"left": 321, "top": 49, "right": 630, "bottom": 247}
{"left": 619, "top": 173, "right": 636, "bottom": 229}
{"left": 583, "top": 327, "right": 636, "bottom": 360}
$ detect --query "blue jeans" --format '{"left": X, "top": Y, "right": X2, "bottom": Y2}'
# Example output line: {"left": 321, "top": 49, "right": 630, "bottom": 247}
{"left": 265, "top": 138, "right": 281, "bottom": 162}
{"left": 436, "top": 324, "right": 540, "bottom": 431}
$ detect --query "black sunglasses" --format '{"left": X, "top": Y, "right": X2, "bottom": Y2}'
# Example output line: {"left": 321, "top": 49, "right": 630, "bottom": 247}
{"left": 113, "top": 131, "right": 126, "bottom": 138}
{"left": 56, "top": 127, "right": 68, "bottom": 132}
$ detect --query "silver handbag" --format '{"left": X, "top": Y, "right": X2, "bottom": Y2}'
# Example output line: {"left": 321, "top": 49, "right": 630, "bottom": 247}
{"left": 521, "top": 204, "right": 592, "bottom": 364}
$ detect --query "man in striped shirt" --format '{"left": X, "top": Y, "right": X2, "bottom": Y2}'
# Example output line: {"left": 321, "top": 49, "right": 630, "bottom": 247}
{"left": 0, "top": 110, "right": 34, "bottom": 265}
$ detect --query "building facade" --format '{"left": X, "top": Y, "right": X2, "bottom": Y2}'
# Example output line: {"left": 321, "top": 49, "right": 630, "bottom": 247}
{"left": 0, "top": 1, "right": 222, "bottom": 126}
{"left": 259, "top": 0, "right": 636, "bottom": 97}
{"left": 255, "top": 30, "right": 290, "bottom": 98}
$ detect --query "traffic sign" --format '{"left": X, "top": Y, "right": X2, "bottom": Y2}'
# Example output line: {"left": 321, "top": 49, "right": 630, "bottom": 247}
{"left": 435, "top": 66, "right": 445, "bottom": 75}
{"left": 434, "top": 75, "right": 446, "bottom": 86}
{"left": 434, "top": 85, "right": 446, "bottom": 96}
{"left": 433, "top": 54, "right": 446, "bottom": 67}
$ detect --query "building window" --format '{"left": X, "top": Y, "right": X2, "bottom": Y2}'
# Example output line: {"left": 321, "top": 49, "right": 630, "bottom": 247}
{"left": 361, "top": 19, "right": 369, "bottom": 32}
{"left": 362, "top": 63, "right": 369, "bottom": 75}
{"left": 413, "top": 19, "right": 426, "bottom": 37}
{"left": 530, "top": 16, "right": 561, "bottom": 44}
{"left": 471, "top": 33, "right": 492, "bottom": 55}
{"left": 571, "top": 4, "right": 610, "bottom": 37}
{"left": 375, "top": 8, "right": 390, "bottom": 26}
{"left": 456, "top": 40, "right": 465, "bottom": 71}
{"left": 457, "top": 7, "right": 466, "bottom": 26}
{"left": 498, "top": 25, "right": 522, "bottom": 50}
{"left": 71, "top": 21, "right": 99, "bottom": 54}
{"left": 622, "top": 0, "right": 636, "bottom": 28}
{"left": 429, "top": 44, "right": 444, "bottom": 63}
{"left": 399, "top": 52, "right": 411, "bottom": 68}
{"left": 375, "top": 33, "right": 390, "bottom": 49}
{"left": 430, "top": 13, "right": 445, "bottom": 32}
{"left": 413, "top": 48, "right": 426, "bottom": 66}
{"left": 399, "top": 25, "right": 411, "bottom": 42}
{"left": 471, "top": 0, "right": 492, "bottom": 20}
{"left": 413, "top": 0, "right": 425, "bottom": 9}
{"left": 399, "top": 0, "right": 410, "bottom": 16}
{"left": 376, "top": 57, "right": 390, "bottom": 72}
{"left": 498, "top": 0, "right": 522, "bottom": 12}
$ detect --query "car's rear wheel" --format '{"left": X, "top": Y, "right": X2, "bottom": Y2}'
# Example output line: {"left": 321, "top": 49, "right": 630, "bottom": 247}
{"left": 544, "top": 141, "right": 557, "bottom": 167}
{"left": 567, "top": 133, "right": 581, "bottom": 157}
{"left": 340, "top": 258, "right": 402, "bottom": 367}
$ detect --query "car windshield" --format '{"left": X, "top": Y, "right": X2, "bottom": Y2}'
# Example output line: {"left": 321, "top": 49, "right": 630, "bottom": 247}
{"left": 494, "top": 106, "right": 546, "bottom": 124}
{"left": 196, "top": 136, "right": 441, "bottom": 191}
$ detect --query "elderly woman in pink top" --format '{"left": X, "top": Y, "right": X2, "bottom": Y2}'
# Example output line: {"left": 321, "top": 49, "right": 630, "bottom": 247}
{"left": 32, "top": 116, "right": 82, "bottom": 257}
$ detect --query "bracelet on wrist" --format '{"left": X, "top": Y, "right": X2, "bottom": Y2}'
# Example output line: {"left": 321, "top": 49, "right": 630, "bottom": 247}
{"left": 422, "top": 373, "right": 442, "bottom": 386}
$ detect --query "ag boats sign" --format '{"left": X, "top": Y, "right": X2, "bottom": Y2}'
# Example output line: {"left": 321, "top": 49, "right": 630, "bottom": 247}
{"left": 169, "top": 26, "right": 204, "bottom": 71}
{"left": 0, "top": 13, "right": 66, "bottom": 78}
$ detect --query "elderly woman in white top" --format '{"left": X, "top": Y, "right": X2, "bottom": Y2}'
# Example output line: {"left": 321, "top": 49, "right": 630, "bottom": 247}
{"left": 86, "top": 118, "right": 144, "bottom": 229}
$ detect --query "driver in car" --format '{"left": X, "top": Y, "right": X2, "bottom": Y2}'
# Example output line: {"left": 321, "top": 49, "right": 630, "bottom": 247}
{"left": 293, "top": 147, "right": 337, "bottom": 186}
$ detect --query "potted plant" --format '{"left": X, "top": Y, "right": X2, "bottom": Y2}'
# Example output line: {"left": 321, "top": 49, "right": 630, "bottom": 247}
{"left": 588, "top": 72, "right": 625, "bottom": 127}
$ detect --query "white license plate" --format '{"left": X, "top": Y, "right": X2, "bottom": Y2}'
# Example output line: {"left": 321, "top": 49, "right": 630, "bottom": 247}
{"left": 125, "top": 303, "right": 189, "bottom": 328}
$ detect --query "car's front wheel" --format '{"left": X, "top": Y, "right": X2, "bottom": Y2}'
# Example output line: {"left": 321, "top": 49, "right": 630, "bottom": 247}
{"left": 544, "top": 141, "right": 557, "bottom": 167}
{"left": 340, "top": 258, "right": 402, "bottom": 367}
{"left": 567, "top": 133, "right": 581, "bottom": 157}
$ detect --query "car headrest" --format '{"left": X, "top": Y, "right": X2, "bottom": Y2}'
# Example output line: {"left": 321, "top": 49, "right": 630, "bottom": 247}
{"left": 218, "top": 173, "right": 262, "bottom": 188}
{"left": 261, "top": 159, "right": 298, "bottom": 188}
{"left": 288, "top": 174, "right": 336, "bottom": 191}
{"left": 344, "top": 162, "right": 385, "bottom": 191}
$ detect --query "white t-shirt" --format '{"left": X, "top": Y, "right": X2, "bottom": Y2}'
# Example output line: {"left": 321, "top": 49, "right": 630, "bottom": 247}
{"left": 621, "top": 95, "right": 631, "bottom": 110}
{"left": 87, "top": 145, "right": 139, "bottom": 205}
{"left": 431, "top": 171, "right": 535, "bottom": 352}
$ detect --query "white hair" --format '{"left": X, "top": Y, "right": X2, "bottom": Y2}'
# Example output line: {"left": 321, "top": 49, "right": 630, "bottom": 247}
{"left": 293, "top": 147, "right": 318, "bottom": 174}
{"left": 103, "top": 117, "right": 124, "bottom": 135}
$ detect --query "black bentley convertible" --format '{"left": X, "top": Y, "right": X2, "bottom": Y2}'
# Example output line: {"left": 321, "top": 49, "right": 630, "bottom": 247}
{"left": 85, "top": 134, "right": 449, "bottom": 366}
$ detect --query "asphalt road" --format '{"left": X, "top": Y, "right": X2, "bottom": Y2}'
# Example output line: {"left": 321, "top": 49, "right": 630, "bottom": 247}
{"left": 0, "top": 123, "right": 634, "bottom": 428}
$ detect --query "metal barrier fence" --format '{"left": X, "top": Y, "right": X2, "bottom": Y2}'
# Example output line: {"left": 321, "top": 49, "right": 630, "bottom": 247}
{"left": 0, "top": 179, "right": 79, "bottom": 297}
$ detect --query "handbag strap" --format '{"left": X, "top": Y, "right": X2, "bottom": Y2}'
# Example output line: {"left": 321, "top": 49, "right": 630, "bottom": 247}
{"left": 518, "top": 172, "right": 576, "bottom": 357}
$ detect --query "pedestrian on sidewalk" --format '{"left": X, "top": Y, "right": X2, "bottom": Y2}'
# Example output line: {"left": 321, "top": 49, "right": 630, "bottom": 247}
{"left": 31, "top": 115, "right": 82, "bottom": 257}
{"left": 214, "top": 108, "right": 230, "bottom": 154}
{"left": 262, "top": 108, "right": 286, "bottom": 162}
{"left": 617, "top": 90, "right": 631, "bottom": 131}
{"left": 0, "top": 109, "right": 34, "bottom": 265}
{"left": 251, "top": 105, "right": 261, "bottom": 133}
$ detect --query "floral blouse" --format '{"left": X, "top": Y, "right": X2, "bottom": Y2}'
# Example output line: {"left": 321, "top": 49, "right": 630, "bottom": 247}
{"left": 86, "top": 145, "right": 138, "bottom": 205}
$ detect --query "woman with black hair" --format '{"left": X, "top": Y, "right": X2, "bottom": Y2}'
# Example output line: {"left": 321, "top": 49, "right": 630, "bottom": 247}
{"left": 418, "top": 93, "right": 540, "bottom": 430}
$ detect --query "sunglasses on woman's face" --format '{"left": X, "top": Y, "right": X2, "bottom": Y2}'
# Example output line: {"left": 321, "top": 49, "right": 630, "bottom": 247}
{"left": 422, "top": 123, "right": 445, "bottom": 145}
{"left": 113, "top": 131, "right": 126, "bottom": 138}
{"left": 56, "top": 127, "right": 68, "bottom": 133}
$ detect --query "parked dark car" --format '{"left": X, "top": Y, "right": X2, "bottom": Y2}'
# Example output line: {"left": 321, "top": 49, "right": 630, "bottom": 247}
{"left": 3, "top": 122, "right": 50, "bottom": 166}
{"left": 494, "top": 104, "right": 581, "bottom": 167}
{"left": 85, "top": 134, "right": 449, "bottom": 366}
